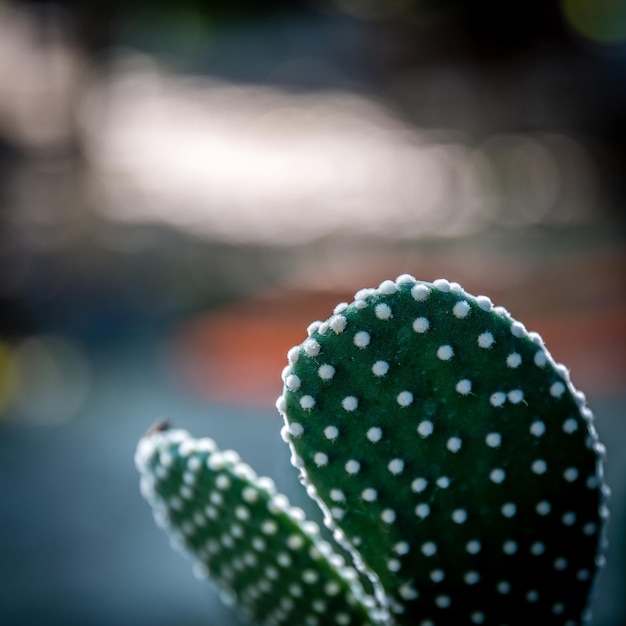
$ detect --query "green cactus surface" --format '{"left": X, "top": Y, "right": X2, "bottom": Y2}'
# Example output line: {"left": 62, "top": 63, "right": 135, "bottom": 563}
{"left": 277, "top": 276, "right": 607, "bottom": 626}
{"left": 137, "top": 275, "right": 608, "bottom": 626}
{"left": 135, "top": 422, "right": 383, "bottom": 626}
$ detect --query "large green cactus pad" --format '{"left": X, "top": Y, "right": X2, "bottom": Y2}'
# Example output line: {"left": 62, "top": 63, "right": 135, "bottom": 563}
{"left": 277, "top": 276, "right": 607, "bottom": 625}
{"left": 135, "top": 423, "right": 383, "bottom": 626}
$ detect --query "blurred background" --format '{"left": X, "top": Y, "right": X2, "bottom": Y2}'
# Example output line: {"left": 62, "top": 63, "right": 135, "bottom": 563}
{"left": 0, "top": 0, "right": 625, "bottom": 624}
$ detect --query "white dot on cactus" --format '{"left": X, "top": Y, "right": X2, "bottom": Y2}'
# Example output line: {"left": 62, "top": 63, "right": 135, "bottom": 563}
{"left": 456, "top": 379, "right": 472, "bottom": 395}
{"left": 266, "top": 565, "right": 279, "bottom": 580}
{"left": 421, "top": 541, "right": 437, "bottom": 556}
{"left": 355, "top": 300, "right": 367, "bottom": 310}
{"left": 476, "top": 295, "right": 492, "bottom": 311}
{"left": 300, "top": 396, "right": 316, "bottom": 410}
{"left": 452, "top": 509, "right": 467, "bottom": 524}
{"left": 497, "top": 580, "right": 511, "bottom": 594}
{"left": 464, "top": 571, "right": 480, "bottom": 585}
{"left": 209, "top": 491, "right": 223, "bottom": 506}
{"left": 486, "top": 432, "right": 501, "bottom": 447}
{"left": 317, "top": 365, "right": 335, "bottom": 381}
{"left": 530, "top": 420, "right": 546, "bottom": 437}
{"left": 325, "top": 581, "right": 341, "bottom": 596}
{"left": 415, "top": 502, "right": 431, "bottom": 518}
{"left": 204, "top": 504, "right": 218, "bottom": 519}
{"left": 433, "top": 278, "right": 451, "bottom": 292}
{"left": 536, "top": 501, "right": 551, "bottom": 515}
{"left": 453, "top": 300, "right": 471, "bottom": 319}
{"left": 417, "top": 420, "right": 433, "bottom": 437}
{"left": 398, "top": 583, "right": 418, "bottom": 600}
{"left": 412, "top": 317, "right": 430, "bottom": 333}
{"left": 435, "top": 594, "right": 451, "bottom": 608}
{"left": 562, "top": 512, "right": 576, "bottom": 526}
{"left": 303, "top": 338, "right": 321, "bottom": 357}
{"left": 333, "top": 302, "right": 349, "bottom": 315}
{"left": 375, "top": 302, "right": 393, "bottom": 320}
{"left": 534, "top": 351, "right": 547, "bottom": 367}
{"left": 354, "top": 288, "right": 374, "bottom": 301}
{"left": 387, "top": 558, "right": 402, "bottom": 572}
{"left": 437, "top": 345, "right": 454, "bottom": 360}
{"left": 412, "top": 477, "right": 428, "bottom": 493}
{"left": 563, "top": 417, "right": 578, "bottom": 434}
{"left": 186, "top": 456, "right": 201, "bottom": 472}
{"left": 215, "top": 474, "right": 231, "bottom": 490}
{"left": 470, "top": 611, "right": 485, "bottom": 624}
{"left": 501, "top": 503, "right": 517, "bottom": 518}
{"left": 345, "top": 459, "right": 360, "bottom": 474}
{"left": 235, "top": 506, "right": 250, "bottom": 521}
{"left": 577, "top": 568, "right": 591, "bottom": 581}
{"left": 221, "top": 534, "right": 234, "bottom": 549}
{"left": 276, "top": 395, "right": 287, "bottom": 414}
{"left": 550, "top": 381, "right": 566, "bottom": 398}
{"left": 288, "top": 582, "right": 303, "bottom": 597}
{"left": 388, "top": 458, "right": 404, "bottom": 474}
{"left": 353, "top": 331, "right": 370, "bottom": 348}
{"left": 490, "top": 392, "right": 506, "bottom": 407}
{"left": 552, "top": 603, "right": 566, "bottom": 616}
{"left": 526, "top": 590, "right": 539, "bottom": 603}
{"left": 532, "top": 459, "right": 547, "bottom": 474}
{"left": 564, "top": 467, "right": 579, "bottom": 482}
{"left": 381, "top": 509, "right": 396, "bottom": 524}
{"left": 372, "top": 360, "right": 390, "bottom": 377}
{"left": 323, "top": 425, "right": 339, "bottom": 440}
{"left": 330, "top": 489, "right": 345, "bottom": 502}
{"left": 252, "top": 537, "right": 266, "bottom": 551}
{"left": 430, "top": 569, "right": 445, "bottom": 583}
{"left": 314, "top": 452, "right": 328, "bottom": 467}
{"left": 160, "top": 450, "right": 174, "bottom": 468}
{"left": 330, "top": 315, "right": 347, "bottom": 334}
{"left": 411, "top": 284, "right": 430, "bottom": 301}
{"left": 554, "top": 558, "right": 568, "bottom": 571}
{"left": 362, "top": 488, "right": 377, "bottom": 502}
{"left": 506, "top": 352, "right": 522, "bottom": 368}
{"left": 583, "top": 522, "right": 597, "bottom": 536}
{"left": 336, "top": 613, "right": 351, "bottom": 626}
{"left": 288, "top": 422, "right": 304, "bottom": 438}
{"left": 466, "top": 540, "right": 481, "bottom": 554}
{"left": 507, "top": 389, "right": 524, "bottom": 404}
{"left": 277, "top": 552, "right": 292, "bottom": 567}
{"left": 242, "top": 487, "right": 259, "bottom": 505}
{"left": 490, "top": 468, "right": 505, "bottom": 483}
{"left": 261, "top": 520, "right": 278, "bottom": 535}
{"left": 303, "top": 569, "right": 319, "bottom": 584}
{"left": 366, "top": 426, "right": 382, "bottom": 442}
{"left": 394, "top": 541, "right": 410, "bottom": 555}
{"left": 478, "top": 332, "right": 495, "bottom": 349}
{"left": 395, "top": 273, "right": 416, "bottom": 284}
{"left": 530, "top": 541, "right": 545, "bottom": 556}
{"left": 511, "top": 321, "right": 526, "bottom": 338}
{"left": 447, "top": 436, "right": 462, "bottom": 453}
{"left": 502, "top": 540, "right": 517, "bottom": 555}
{"left": 307, "top": 321, "right": 321, "bottom": 336}
{"left": 397, "top": 391, "right": 414, "bottom": 407}
{"left": 340, "top": 396, "right": 358, "bottom": 412}
{"left": 436, "top": 476, "right": 451, "bottom": 488}
{"left": 169, "top": 496, "right": 183, "bottom": 511}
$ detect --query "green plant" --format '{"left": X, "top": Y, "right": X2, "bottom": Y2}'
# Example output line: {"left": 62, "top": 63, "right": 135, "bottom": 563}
{"left": 135, "top": 276, "right": 608, "bottom": 626}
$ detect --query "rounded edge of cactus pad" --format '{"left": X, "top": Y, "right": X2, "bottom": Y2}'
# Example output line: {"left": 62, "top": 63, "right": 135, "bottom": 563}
{"left": 275, "top": 274, "right": 609, "bottom": 621}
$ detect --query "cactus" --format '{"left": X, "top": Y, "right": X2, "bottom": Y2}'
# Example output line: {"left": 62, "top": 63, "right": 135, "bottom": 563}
{"left": 136, "top": 276, "right": 608, "bottom": 626}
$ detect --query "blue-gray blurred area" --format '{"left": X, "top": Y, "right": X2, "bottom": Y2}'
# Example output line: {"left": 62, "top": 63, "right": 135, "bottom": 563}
{"left": 0, "top": 0, "right": 625, "bottom": 624}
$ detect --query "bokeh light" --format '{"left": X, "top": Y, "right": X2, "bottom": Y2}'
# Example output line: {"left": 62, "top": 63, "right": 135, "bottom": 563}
{"left": 562, "top": 0, "right": 626, "bottom": 46}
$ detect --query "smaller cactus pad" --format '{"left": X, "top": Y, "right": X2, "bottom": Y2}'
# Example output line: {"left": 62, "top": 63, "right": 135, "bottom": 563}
{"left": 135, "top": 422, "right": 384, "bottom": 626}
{"left": 277, "top": 275, "right": 608, "bottom": 626}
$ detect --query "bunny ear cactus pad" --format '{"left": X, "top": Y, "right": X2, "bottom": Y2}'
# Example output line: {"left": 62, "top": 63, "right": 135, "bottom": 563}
{"left": 277, "top": 276, "right": 608, "bottom": 626}
{"left": 135, "top": 423, "right": 383, "bottom": 626}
